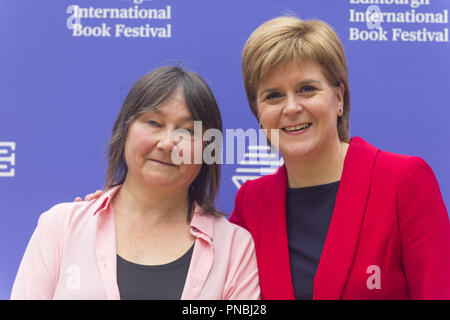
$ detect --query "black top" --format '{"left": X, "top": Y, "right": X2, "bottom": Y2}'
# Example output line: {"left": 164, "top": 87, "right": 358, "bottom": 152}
{"left": 116, "top": 244, "right": 194, "bottom": 300}
{"left": 286, "top": 181, "right": 339, "bottom": 300}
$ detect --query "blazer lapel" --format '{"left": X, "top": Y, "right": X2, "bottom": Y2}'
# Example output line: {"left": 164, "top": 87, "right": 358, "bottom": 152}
{"left": 259, "top": 165, "right": 296, "bottom": 300}
{"left": 313, "top": 137, "right": 379, "bottom": 299}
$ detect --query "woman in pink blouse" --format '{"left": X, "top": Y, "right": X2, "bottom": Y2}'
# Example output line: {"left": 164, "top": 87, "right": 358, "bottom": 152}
{"left": 11, "top": 66, "right": 260, "bottom": 300}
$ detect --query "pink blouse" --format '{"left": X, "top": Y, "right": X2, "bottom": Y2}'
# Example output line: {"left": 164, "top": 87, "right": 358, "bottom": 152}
{"left": 11, "top": 186, "right": 260, "bottom": 300}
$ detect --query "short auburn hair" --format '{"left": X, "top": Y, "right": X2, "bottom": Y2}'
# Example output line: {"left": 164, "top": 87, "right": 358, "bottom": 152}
{"left": 242, "top": 16, "right": 350, "bottom": 142}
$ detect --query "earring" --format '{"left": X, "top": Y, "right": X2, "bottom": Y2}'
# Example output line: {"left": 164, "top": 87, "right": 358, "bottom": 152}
{"left": 338, "top": 108, "right": 343, "bottom": 115}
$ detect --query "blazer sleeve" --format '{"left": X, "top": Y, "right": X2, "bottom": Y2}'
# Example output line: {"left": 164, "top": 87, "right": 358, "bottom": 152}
{"left": 397, "top": 156, "right": 450, "bottom": 299}
{"left": 10, "top": 210, "right": 61, "bottom": 299}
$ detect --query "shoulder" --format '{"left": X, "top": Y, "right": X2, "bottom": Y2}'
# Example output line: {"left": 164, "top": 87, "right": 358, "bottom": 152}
{"left": 235, "top": 166, "right": 285, "bottom": 199}
{"left": 375, "top": 150, "right": 434, "bottom": 182}
{"left": 351, "top": 137, "right": 445, "bottom": 210}
{"left": 37, "top": 199, "right": 102, "bottom": 232}
{"left": 23, "top": 200, "right": 101, "bottom": 257}
{"left": 390, "top": 155, "right": 440, "bottom": 197}
{"left": 231, "top": 166, "right": 286, "bottom": 230}
{"left": 377, "top": 149, "right": 424, "bottom": 167}
{"left": 212, "top": 215, "right": 255, "bottom": 248}
{"left": 351, "top": 137, "right": 433, "bottom": 179}
{"left": 362, "top": 143, "right": 443, "bottom": 208}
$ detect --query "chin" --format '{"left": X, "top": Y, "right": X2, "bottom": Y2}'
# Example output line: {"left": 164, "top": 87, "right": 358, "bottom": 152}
{"left": 143, "top": 174, "right": 178, "bottom": 187}
{"left": 279, "top": 139, "right": 317, "bottom": 160}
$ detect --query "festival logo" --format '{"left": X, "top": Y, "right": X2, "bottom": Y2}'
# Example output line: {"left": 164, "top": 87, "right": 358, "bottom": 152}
{"left": 231, "top": 144, "right": 283, "bottom": 189}
{"left": 0, "top": 142, "right": 16, "bottom": 178}
{"left": 66, "top": 0, "right": 173, "bottom": 39}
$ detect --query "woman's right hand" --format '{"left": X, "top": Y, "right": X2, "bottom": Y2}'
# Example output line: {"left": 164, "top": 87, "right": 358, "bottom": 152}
{"left": 74, "top": 189, "right": 104, "bottom": 202}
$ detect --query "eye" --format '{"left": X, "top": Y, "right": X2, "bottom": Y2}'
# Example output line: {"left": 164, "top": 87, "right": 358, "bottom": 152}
{"left": 183, "top": 128, "right": 194, "bottom": 135}
{"left": 147, "top": 120, "right": 161, "bottom": 127}
{"left": 265, "top": 92, "right": 283, "bottom": 101}
{"left": 300, "top": 86, "right": 317, "bottom": 94}
{"left": 175, "top": 128, "right": 194, "bottom": 136}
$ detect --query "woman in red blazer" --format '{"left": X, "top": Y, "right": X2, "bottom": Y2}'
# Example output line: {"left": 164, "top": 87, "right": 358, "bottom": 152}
{"left": 80, "top": 16, "right": 450, "bottom": 300}
{"left": 230, "top": 16, "right": 450, "bottom": 299}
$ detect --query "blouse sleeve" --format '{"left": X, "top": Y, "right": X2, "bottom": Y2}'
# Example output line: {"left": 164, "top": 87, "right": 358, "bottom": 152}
{"left": 397, "top": 156, "right": 450, "bottom": 299}
{"left": 223, "top": 227, "right": 260, "bottom": 300}
{"left": 10, "top": 210, "right": 61, "bottom": 299}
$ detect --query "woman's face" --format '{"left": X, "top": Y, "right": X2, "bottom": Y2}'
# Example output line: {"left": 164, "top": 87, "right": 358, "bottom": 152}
{"left": 256, "top": 60, "right": 344, "bottom": 162}
{"left": 123, "top": 89, "right": 203, "bottom": 190}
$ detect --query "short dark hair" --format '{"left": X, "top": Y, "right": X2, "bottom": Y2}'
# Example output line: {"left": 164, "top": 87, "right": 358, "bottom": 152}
{"left": 105, "top": 65, "right": 223, "bottom": 219}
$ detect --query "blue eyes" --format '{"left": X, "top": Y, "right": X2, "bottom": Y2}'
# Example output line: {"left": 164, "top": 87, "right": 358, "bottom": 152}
{"left": 147, "top": 120, "right": 161, "bottom": 127}
{"left": 147, "top": 120, "right": 194, "bottom": 135}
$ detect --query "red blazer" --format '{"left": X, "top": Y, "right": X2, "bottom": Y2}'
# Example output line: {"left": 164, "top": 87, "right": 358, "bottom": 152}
{"left": 230, "top": 137, "right": 450, "bottom": 299}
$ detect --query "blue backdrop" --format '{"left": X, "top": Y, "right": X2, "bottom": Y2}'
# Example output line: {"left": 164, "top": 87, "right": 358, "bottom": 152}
{"left": 1, "top": 0, "right": 449, "bottom": 299}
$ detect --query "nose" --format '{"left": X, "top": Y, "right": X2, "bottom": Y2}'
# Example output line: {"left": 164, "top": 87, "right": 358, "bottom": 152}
{"left": 156, "top": 129, "right": 178, "bottom": 153}
{"left": 283, "top": 95, "right": 302, "bottom": 117}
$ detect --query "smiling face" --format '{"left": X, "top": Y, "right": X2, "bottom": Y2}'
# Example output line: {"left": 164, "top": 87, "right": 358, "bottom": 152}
{"left": 123, "top": 89, "right": 203, "bottom": 190}
{"left": 256, "top": 60, "right": 345, "bottom": 162}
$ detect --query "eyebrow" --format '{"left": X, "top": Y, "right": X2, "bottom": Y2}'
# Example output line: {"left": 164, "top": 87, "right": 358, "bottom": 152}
{"left": 258, "top": 79, "right": 322, "bottom": 98}
{"left": 146, "top": 109, "right": 194, "bottom": 123}
{"left": 178, "top": 116, "right": 195, "bottom": 123}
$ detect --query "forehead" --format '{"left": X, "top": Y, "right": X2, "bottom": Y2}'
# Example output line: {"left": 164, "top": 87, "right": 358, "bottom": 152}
{"left": 259, "top": 60, "right": 326, "bottom": 87}
{"left": 140, "top": 89, "right": 193, "bottom": 120}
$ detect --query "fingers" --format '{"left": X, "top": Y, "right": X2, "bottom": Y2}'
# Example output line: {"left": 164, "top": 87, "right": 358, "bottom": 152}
{"left": 85, "top": 189, "right": 104, "bottom": 201}
{"left": 74, "top": 189, "right": 104, "bottom": 202}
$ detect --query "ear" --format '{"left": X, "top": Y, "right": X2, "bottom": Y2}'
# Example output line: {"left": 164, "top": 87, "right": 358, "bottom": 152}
{"left": 335, "top": 82, "right": 345, "bottom": 110}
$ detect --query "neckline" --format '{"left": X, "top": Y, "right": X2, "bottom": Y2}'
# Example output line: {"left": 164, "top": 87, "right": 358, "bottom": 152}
{"left": 117, "top": 243, "right": 194, "bottom": 271}
{"left": 287, "top": 180, "right": 340, "bottom": 192}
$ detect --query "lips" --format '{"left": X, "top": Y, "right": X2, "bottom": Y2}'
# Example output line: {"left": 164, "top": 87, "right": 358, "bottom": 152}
{"left": 282, "top": 122, "right": 312, "bottom": 133}
{"left": 149, "top": 159, "right": 177, "bottom": 167}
